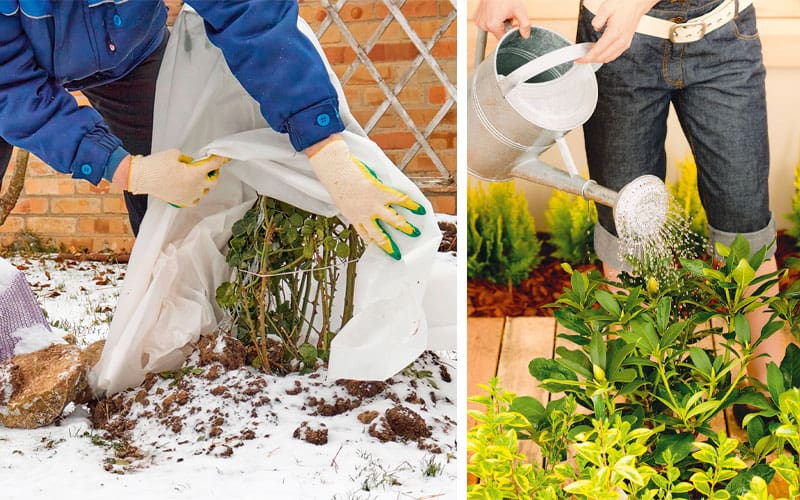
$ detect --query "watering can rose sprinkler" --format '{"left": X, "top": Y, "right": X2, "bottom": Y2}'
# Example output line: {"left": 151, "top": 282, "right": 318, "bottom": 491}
{"left": 468, "top": 27, "right": 668, "bottom": 242}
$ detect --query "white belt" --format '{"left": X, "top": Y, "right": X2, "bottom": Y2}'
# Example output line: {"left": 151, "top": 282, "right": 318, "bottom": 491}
{"left": 582, "top": 0, "right": 753, "bottom": 44}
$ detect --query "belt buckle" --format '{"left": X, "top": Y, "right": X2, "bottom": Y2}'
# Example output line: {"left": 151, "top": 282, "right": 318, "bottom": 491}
{"left": 669, "top": 21, "right": 707, "bottom": 43}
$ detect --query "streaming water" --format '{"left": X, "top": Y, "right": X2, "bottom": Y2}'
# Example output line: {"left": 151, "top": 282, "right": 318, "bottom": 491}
{"left": 617, "top": 204, "right": 705, "bottom": 289}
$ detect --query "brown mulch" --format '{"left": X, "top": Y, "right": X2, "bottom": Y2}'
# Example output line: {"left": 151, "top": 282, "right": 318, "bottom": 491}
{"left": 469, "top": 231, "right": 800, "bottom": 318}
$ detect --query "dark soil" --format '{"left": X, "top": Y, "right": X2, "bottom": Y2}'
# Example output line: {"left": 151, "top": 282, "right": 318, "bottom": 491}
{"left": 88, "top": 340, "right": 453, "bottom": 471}
{"left": 438, "top": 221, "right": 457, "bottom": 254}
{"left": 293, "top": 421, "right": 328, "bottom": 446}
{"left": 469, "top": 231, "right": 800, "bottom": 318}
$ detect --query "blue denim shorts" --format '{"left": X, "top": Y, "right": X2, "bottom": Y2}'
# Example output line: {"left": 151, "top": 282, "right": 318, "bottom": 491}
{"left": 577, "top": 0, "right": 774, "bottom": 269}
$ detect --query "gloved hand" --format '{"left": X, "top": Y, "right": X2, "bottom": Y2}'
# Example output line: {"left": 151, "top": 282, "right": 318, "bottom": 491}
{"left": 127, "top": 149, "right": 228, "bottom": 207}
{"left": 307, "top": 137, "right": 426, "bottom": 260}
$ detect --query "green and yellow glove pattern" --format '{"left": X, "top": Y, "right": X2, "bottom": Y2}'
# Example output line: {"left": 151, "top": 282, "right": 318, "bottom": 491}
{"left": 128, "top": 149, "right": 228, "bottom": 207}
{"left": 308, "top": 138, "right": 426, "bottom": 260}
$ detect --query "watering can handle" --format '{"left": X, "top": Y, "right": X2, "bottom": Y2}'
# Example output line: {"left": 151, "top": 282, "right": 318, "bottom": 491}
{"left": 499, "top": 42, "right": 596, "bottom": 95}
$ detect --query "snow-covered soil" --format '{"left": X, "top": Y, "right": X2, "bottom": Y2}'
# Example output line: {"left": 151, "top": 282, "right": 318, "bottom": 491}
{"left": 0, "top": 254, "right": 457, "bottom": 500}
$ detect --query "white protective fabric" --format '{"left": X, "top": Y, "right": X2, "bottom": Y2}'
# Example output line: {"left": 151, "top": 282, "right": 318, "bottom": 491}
{"left": 90, "top": 10, "right": 450, "bottom": 395}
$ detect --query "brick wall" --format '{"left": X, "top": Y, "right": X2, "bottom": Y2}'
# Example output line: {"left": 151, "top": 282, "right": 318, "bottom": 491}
{"left": 301, "top": 0, "right": 457, "bottom": 212}
{"left": 0, "top": 0, "right": 457, "bottom": 252}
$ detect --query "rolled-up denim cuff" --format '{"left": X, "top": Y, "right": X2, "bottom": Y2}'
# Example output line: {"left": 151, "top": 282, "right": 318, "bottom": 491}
{"left": 593, "top": 222, "right": 633, "bottom": 273}
{"left": 708, "top": 213, "right": 777, "bottom": 261}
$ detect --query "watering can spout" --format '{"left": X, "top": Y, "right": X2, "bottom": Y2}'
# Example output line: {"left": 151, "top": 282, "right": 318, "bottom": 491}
{"left": 509, "top": 157, "right": 619, "bottom": 209}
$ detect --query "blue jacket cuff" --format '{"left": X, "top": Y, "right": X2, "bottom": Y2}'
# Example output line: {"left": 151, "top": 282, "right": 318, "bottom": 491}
{"left": 69, "top": 128, "right": 125, "bottom": 185}
{"left": 102, "top": 147, "right": 129, "bottom": 182}
{"left": 285, "top": 100, "right": 345, "bottom": 152}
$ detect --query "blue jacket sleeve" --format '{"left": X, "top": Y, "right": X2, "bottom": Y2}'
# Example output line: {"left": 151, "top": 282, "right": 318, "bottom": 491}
{"left": 185, "top": 0, "right": 345, "bottom": 152}
{"left": 0, "top": 16, "right": 126, "bottom": 185}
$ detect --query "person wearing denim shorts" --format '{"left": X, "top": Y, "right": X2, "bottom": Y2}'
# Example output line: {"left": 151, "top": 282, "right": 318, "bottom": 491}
{"left": 578, "top": 0, "right": 774, "bottom": 272}
{"left": 473, "top": 0, "right": 795, "bottom": 384}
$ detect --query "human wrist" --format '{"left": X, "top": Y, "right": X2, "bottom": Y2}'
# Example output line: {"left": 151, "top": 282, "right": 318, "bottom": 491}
{"left": 111, "top": 154, "right": 133, "bottom": 190}
{"left": 305, "top": 133, "right": 342, "bottom": 158}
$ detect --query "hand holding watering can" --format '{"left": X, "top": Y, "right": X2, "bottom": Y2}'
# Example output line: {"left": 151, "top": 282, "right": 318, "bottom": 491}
{"left": 467, "top": 25, "right": 668, "bottom": 241}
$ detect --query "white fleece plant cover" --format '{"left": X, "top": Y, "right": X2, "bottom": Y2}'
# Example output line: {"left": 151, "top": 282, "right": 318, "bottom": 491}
{"left": 91, "top": 10, "right": 450, "bottom": 395}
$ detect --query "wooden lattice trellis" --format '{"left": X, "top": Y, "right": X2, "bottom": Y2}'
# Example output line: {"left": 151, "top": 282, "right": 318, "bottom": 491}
{"left": 317, "top": 0, "right": 457, "bottom": 190}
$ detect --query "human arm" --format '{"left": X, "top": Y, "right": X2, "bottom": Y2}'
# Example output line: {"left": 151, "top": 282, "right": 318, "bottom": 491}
{"left": 577, "top": 0, "right": 660, "bottom": 64}
{"left": 474, "top": 0, "right": 531, "bottom": 39}
{"left": 184, "top": 1, "right": 345, "bottom": 152}
{"left": 0, "top": 14, "right": 126, "bottom": 186}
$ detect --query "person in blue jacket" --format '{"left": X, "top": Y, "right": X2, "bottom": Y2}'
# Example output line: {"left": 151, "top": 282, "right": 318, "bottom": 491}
{"left": 0, "top": 0, "right": 423, "bottom": 259}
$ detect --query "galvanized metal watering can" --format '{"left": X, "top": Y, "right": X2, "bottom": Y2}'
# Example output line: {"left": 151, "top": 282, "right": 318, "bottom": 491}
{"left": 468, "top": 26, "right": 667, "bottom": 230}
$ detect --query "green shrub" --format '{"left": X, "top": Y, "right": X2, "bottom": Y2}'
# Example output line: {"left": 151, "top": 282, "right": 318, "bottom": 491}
{"left": 216, "top": 196, "right": 363, "bottom": 374}
{"left": 468, "top": 236, "right": 800, "bottom": 498}
{"left": 543, "top": 191, "right": 597, "bottom": 265}
{"left": 467, "top": 180, "right": 542, "bottom": 289}
{"left": 785, "top": 148, "right": 800, "bottom": 244}
{"left": 669, "top": 154, "right": 708, "bottom": 240}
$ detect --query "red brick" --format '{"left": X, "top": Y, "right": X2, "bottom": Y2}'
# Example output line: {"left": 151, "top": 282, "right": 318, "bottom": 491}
{"left": 371, "top": 131, "right": 416, "bottom": 150}
{"left": 344, "top": 87, "right": 363, "bottom": 107}
{"left": 345, "top": 20, "right": 382, "bottom": 45}
{"left": 51, "top": 197, "right": 102, "bottom": 214}
{"left": 352, "top": 109, "right": 396, "bottom": 130}
{"left": 398, "top": 86, "right": 425, "bottom": 105}
{"left": 426, "top": 193, "right": 455, "bottom": 215}
{"left": 0, "top": 216, "right": 25, "bottom": 234}
{"left": 92, "top": 237, "right": 134, "bottom": 253}
{"left": 431, "top": 38, "right": 456, "bottom": 58}
{"left": 368, "top": 42, "right": 419, "bottom": 62}
{"left": 24, "top": 156, "right": 56, "bottom": 176}
{"left": 318, "top": 25, "right": 341, "bottom": 44}
{"left": 345, "top": 64, "right": 393, "bottom": 85}
{"left": 103, "top": 197, "right": 129, "bottom": 214}
{"left": 54, "top": 237, "right": 93, "bottom": 253}
{"left": 24, "top": 177, "right": 61, "bottom": 196}
{"left": 27, "top": 217, "right": 77, "bottom": 234}
{"left": 377, "top": 0, "right": 439, "bottom": 18}
{"left": 323, "top": 46, "right": 346, "bottom": 65}
{"left": 75, "top": 179, "right": 116, "bottom": 195}
{"left": 12, "top": 197, "right": 48, "bottom": 214}
{"left": 341, "top": 2, "right": 375, "bottom": 21}
{"left": 78, "top": 216, "right": 130, "bottom": 235}
{"left": 364, "top": 88, "right": 388, "bottom": 106}
{"left": 428, "top": 85, "right": 448, "bottom": 104}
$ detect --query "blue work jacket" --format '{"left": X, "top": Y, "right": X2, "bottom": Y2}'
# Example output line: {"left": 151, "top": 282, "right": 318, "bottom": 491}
{"left": 0, "top": 0, "right": 344, "bottom": 185}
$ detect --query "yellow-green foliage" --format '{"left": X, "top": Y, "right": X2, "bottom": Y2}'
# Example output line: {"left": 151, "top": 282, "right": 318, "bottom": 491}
{"left": 544, "top": 191, "right": 597, "bottom": 265}
{"left": 669, "top": 155, "right": 708, "bottom": 238}
{"left": 786, "top": 149, "right": 800, "bottom": 244}
{"left": 467, "top": 180, "right": 542, "bottom": 287}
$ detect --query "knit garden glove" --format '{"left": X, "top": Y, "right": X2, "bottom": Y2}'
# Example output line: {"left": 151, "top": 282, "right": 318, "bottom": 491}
{"left": 308, "top": 138, "right": 426, "bottom": 260}
{"left": 128, "top": 149, "right": 229, "bottom": 207}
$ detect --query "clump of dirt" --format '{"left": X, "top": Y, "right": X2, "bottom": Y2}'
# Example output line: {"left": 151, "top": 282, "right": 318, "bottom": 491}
{"left": 368, "top": 404, "right": 432, "bottom": 444}
{"left": 198, "top": 334, "right": 246, "bottom": 370}
{"left": 337, "top": 379, "right": 386, "bottom": 399}
{"left": 386, "top": 405, "right": 431, "bottom": 440}
{"left": 357, "top": 410, "right": 379, "bottom": 424}
{"left": 438, "top": 364, "right": 451, "bottom": 383}
{"left": 310, "top": 396, "right": 362, "bottom": 416}
{"left": 84, "top": 333, "right": 454, "bottom": 470}
{"left": 293, "top": 421, "right": 328, "bottom": 445}
{"left": 438, "top": 220, "right": 456, "bottom": 254}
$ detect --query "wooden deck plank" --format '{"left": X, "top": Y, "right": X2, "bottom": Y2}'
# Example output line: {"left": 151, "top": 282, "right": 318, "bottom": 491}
{"left": 467, "top": 317, "right": 506, "bottom": 486}
{"left": 496, "top": 316, "right": 557, "bottom": 464}
{"left": 467, "top": 317, "right": 506, "bottom": 422}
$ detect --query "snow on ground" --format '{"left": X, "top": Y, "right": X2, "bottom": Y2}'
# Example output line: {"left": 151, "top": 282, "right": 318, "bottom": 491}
{"left": 0, "top": 254, "right": 457, "bottom": 500}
